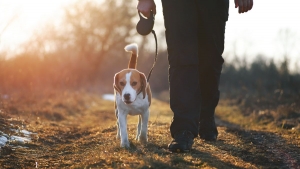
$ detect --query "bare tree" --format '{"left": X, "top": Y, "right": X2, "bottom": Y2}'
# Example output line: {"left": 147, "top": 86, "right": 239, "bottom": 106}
{"left": 61, "top": 0, "right": 136, "bottom": 72}
{"left": 25, "top": 0, "right": 136, "bottom": 65}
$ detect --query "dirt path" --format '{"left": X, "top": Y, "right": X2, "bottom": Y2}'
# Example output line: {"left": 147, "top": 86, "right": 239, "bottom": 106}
{"left": 0, "top": 92, "right": 299, "bottom": 168}
{"left": 216, "top": 119, "right": 299, "bottom": 168}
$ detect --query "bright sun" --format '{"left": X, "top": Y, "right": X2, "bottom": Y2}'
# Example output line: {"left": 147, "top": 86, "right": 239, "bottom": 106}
{"left": 0, "top": 0, "right": 74, "bottom": 52}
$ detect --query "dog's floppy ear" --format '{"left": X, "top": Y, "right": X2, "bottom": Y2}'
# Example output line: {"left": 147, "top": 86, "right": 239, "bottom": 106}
{"left": 114, "top": 73, "right": 121, "bottom": 95}
{"left": 139, "top": 72, "right": 147, "bottom": 99}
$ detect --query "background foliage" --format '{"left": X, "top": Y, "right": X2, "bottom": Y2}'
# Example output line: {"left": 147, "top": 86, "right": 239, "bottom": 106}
{"left": 0, "top": 0, "right": 299, "bottom": 97}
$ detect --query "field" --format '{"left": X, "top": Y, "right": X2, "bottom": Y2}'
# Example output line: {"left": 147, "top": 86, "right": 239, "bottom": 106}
{"left": 0, "top": 91, "right": 299, "bottom": 168}
{"left": 1, "top": 0, "right": 300, "bottom": 168}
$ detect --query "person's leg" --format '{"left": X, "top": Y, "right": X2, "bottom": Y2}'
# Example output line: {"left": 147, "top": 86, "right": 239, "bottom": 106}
{"left": 162, "top": 0, "right": 200, "bottom": 138}
{"left": 196, "top": 0, "right": 229, "bottom": 140}
{"left": 162, "top": 0, "right": 200, "bottom": 152}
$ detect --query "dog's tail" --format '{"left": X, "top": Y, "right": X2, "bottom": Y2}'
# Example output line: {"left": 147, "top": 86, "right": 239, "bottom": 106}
{"left": 124, "top": 43, "right": 138, "bottom": 69}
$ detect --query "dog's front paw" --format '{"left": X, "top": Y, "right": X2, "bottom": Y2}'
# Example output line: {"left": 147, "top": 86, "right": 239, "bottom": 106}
{"left": 138, "top": 135, "right": 148, "bottom": 144}
{"left": 120, "top": 140, "right": 130, "bottom": 148}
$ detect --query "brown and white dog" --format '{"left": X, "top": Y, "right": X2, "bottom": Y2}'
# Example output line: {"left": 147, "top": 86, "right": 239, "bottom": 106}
{"left": 114, "top": 43, "right": 151, "bottom": 148}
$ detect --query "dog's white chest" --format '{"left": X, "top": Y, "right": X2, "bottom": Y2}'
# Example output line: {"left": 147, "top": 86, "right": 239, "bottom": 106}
{"left": 116, "top": 93, "right": 149, "bottom": 115}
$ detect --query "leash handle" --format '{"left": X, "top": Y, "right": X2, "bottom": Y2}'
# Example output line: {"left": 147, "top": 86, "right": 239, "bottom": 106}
{"left": 136, "top": 11, "right": 155, "bottom": 36}
{"left": 147, "top": 30, "right": 158, "bottom": 82}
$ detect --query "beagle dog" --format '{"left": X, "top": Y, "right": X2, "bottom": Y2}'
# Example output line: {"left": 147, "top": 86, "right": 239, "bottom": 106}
{"left": 114, "top": 43, "right": 151, "bottom": 148}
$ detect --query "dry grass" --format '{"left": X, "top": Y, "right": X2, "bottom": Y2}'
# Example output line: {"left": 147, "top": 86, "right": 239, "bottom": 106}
{"left": 0, "top": 91, "right": 299, "bottom": 168}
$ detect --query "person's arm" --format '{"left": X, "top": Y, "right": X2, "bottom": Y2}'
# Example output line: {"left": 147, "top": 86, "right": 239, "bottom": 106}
{"left": 235, "top": 0, "right": 253, "bottom": 13}
{"left": 137, "top": 0, "right": 156, "bottom": 18}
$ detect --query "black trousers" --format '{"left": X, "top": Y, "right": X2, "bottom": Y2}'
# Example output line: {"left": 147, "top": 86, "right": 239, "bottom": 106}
{"left": 162, "top": 0, "right": 229, "bottom": 138}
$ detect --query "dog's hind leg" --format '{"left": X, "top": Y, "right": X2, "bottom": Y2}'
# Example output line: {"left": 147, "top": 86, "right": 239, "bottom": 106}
{"left": 136, "top": 115, "right": 142, "bottom": 140}
{"left": 115, "top": 109, "right": 120, "bottom": 139}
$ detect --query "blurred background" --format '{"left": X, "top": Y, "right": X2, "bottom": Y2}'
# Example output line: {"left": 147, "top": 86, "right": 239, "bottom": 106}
{"left": 1, "top": 1, "right": 300, "bottom": 166}
{"left": 0, "top": 0, "right": 299, "bottom": 99}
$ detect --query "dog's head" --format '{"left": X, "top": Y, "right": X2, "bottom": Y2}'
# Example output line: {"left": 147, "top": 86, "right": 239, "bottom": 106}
{"left": 114, "top": 69, "right": 147, "bottom": 104}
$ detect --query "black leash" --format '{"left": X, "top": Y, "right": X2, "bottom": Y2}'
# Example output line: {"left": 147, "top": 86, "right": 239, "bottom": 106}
{"left": 147, "top": 30, "right": 158, "bottom": 82}
{"left": 136, "top": 11, "right": 158, "bottom": 82}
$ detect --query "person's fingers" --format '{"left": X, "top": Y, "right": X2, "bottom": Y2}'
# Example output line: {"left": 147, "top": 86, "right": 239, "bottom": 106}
{"left": 238, "top": 0, "right": 244, "bottom": 13}
{"left": 235, "top": 0, "right": 239, "bottom": 8}
{"left": 237, "top": 0, "right": 254, "bottom": 14}
{"left": 244, "top": 0, "right": 253, "bottom": 13}
{"left": 143, "top": 11, "right": 150, "bottom": 18}
{"left": 243, "top": 0, "right": 248, "bottom": 13}
{"left": 137, "top": 0, "right": 156, "bottom": 18}
{"left": 249, "top": 0, "right": 253, "bottom": 11}
{"left": 137, "top": 7, "right": 150, "bottom": 18}
{"left": 137, "top": 9, "right": 149, "bottom": 18}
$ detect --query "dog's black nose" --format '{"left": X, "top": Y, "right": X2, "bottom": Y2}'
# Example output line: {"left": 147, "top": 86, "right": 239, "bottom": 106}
{"left": 124, "top": 93, "right": 131, "bottom": 100}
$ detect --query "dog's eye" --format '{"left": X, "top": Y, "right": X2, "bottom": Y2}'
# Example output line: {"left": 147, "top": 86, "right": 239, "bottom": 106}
{"left": 132, "top": 82, "right": 137, "bottom": 86}
{"left": 120, "top": 82, "right": 125, "bottom": 86}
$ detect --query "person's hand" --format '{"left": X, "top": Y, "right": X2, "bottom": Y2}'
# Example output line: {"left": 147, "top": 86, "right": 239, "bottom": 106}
{"left": 235, "top": 0, "right": 253, "bottom": 14}
{"left": 137, "top": 0, "right": 156, "bottom": 18}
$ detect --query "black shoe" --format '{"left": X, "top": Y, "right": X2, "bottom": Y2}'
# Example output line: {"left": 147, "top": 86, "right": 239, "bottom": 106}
{"left": 200, "top": 132, "right": 217, "bottom": 141}
{"left": 168, "top": 130, "right": 194, "bottom": 153}
{"left": 199, "top": 118, "right": 218, "bottom": 141}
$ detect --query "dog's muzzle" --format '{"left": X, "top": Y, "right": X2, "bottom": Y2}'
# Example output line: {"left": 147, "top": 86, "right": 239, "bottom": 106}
{"left": 123, "top": 93, "right": 132, "bottom": 104}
